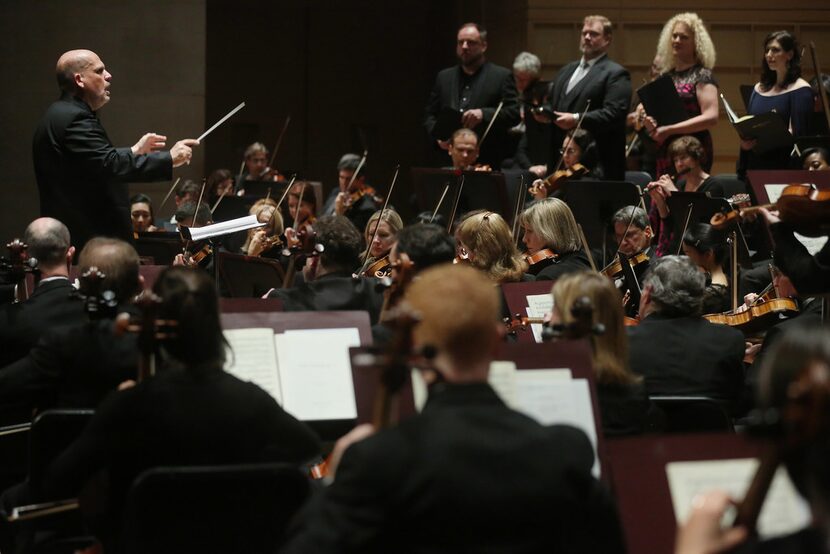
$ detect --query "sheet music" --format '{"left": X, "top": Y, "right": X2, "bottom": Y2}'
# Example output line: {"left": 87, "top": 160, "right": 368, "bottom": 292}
{"left": 525, "top": 294, "right": 553, "bottom": 343}
{"left": 765, "top": 184, "right": 829, "bottom": 255}
{"left": 513, "top": 372, "right": 600, "bottom": 477}
{"left": 275, "top": 328, "right": 360, "bottom": 421}
{"left": 666, "top": 459, "right": 810, "bottom": 539}
{"left": 411, "top": 369, "right": 428, "bottom": 412}
{"left": 487, "top": 361, "right": 519, "bottom": 406}
{"left": 223, "top": 328, "right": 283, "bottom": 404}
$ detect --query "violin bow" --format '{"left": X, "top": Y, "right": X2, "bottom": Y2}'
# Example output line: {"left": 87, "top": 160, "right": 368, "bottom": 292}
{"left": 446, "top": 174, "right": 466, "bottom": 234}
{"left": 512, "top": 174, "right": 526, "bottom": 247}
{"left": 675, "top": 202, "right": 695, "bottom": 256}
{"left": 264, "top": 115, "right": 291, "bottom": 176}
{"left": 158, "top": 177, "right": 181, "bottom": 215}
{"left": 478, "top": 100, "right": 504, "bottom": 148}
{"left": 357, "top": 165, "right": 400, "bottom": 275}
{"left": 345, "top": 150, "right": 369, "bottom": 195}
{"left": 531, "top": 99, "right": 591, "bottom": 196}
{"left": 429, "top": 182, "right": 451, "bottom": 224}
{"left": 577, "top": 224, "right": 598, "bottom": 272}
{"left": 606, "top": 205, "right": 640, "bottom": 272}
{"left": 275, "top": 174, "right": 297, "bottom": 212}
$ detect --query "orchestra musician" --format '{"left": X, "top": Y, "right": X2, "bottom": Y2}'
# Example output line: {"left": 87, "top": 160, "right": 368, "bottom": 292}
{"left": 611, "top": 205, "right": 654, "bottom": 259}
{"left": 283, "top": 182, "right": 317, "bottom": 250}
{"left": 321, "top": 153, "right": 382, "bottom": 233}
{"left": 37, "top": 267, "right": 321, "bottom": 553}
{"left": 643, "top": 12, "right": 719, "bottom": 177}
{"left": 206, "top": 168, "right": 235, "bottom": 205}
{"left": 519, "top": 198, "right": 592, "bottom": 280}
{"left": 626, "top": 54, "right": 662, "bottom": 176}
{"left": 542, "top": 15, "right": 631, "bottom": 181}
{"left": 454, "top": 210, "right": 529, "bottom": 283}
{"left": 738, "top": 31, "right": 813, "bottom": 175}
{"left": 681, "top": 223, "right": 731, "bottom": 313}
{"left": 802, "top": 146, "right": 830, "bottom": 171}
{"left": 446, "top": 128, "right": 482, "bottom": 170}
{"left": 241, "top": 198, "right": 284, "bottom": 258}
{"left": 508, "top": 51, "right": 554, "bottom": 177}
{"left": 529, "top": 129, "right": 602, "bottom": 200}
{"left": 32, "top": 49, "right": 198, "bottom": 252}
{"left": 239, "top": 142, "right": 281, "bottom": 186}
{"left": 551, "top": 271, "right": 657, "bottom": 436}
{"left": 129, "top": 193, "right": 158, "bottom": 233}
{"left": 359, "top": 209, "right": 403, "bottom": 278}
{"left": 423, "top": 22, "right": 520, "bottom": 170}
{"left": 283, "top": 264, "right": 626, "bottom": 553}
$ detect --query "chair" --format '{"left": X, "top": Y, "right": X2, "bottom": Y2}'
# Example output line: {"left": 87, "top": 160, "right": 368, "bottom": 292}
{"left": 624, "top": 171, "right": 654, "bottom": 190}
{"left": 709, "top": 173, "right": 747, "bottom": 199}
{"left": 216, "top": 251, "right": 286, "bottom": 298}
{"left": 650, "top": 396, "right": 734, "bottom": 433}
{"left": 120, "top": 463, "right": 310, "bottom": 554}
{"left": 28, "top": 410, "right": 95, "bottom": 494}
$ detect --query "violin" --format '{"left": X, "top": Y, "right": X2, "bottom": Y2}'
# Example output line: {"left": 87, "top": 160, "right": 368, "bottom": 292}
{"left": 363, "top": 255, "right": 392, "bottom": 279}
{"left": 529, "top": 163, "right": 588, "bottom": 197}
{"left": 703, "top": 288, "right": 799, "bottom": 336}
{"left": 343, "top": 184, "right": 383, "bottom": 212}
{"left": 378, "top": 252, "right": 415, "bottom": 323}
{"left": 600, "top": 251, "right": 650, "bottom": 280}
{"left": 503, "top": 314, "right": 545, "bottom": 334}
{"left": 524, "top": 248, "right": 559, "bottom": 267}
{"left": 181, "top": 242, "right": 213, "bottom": 269}
{"left": 710, "top": 183, "right": 830, "bottom": 237}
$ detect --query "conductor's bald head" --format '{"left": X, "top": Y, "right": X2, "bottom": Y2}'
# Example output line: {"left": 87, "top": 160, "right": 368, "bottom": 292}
{"left": 56, "top": 49, "right": 111, "bottom": 110}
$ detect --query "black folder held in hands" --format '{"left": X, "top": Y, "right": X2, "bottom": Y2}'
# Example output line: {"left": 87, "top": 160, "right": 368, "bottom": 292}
{"left": 721, "top": 94, "right": 793, "bottom": 154}
{"left": 637, "top": 74, "right": 688, "bottom": 127}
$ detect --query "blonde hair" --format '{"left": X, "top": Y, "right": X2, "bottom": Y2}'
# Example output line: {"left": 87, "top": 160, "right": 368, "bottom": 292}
{"left": 519, "top": 198, "right": 581, "bottom": 254}
{"left": 241, "top": 198, "right": 283, "bottom": 254}
{"left": 405, "top": 264, "right": 500, "bottom": 369}
{"left": 584, "top": 15, "right": 613, "bottom": 37}
{"left": 456, "top": 211, "right": 527, "bottom": 283}
{"left": 552, "top": 272, "right": 638, "bottom": 385}
{"left": 656, "top": 12, "right": 716, "bottom": 72}
{"left": 361, "top": 209, "right": 404, "bottom": 260}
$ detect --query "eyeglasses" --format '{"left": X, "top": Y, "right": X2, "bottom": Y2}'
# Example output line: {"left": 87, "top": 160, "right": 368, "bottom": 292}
{"left": 559, "top": 147, "right": 578, "bottom": 155}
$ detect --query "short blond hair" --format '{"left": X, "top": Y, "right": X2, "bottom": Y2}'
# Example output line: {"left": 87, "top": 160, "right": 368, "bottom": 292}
{"left": 456, "top": 211, "right": 527, "bottom": 283}
{"left": 584, "top": 15, "right": 613, "bottom": 37}
{"left": 519, "top": 198, "right": 581, "bottom": 254}
{"left": 656, "top": 12, "right": 716, "bottom": 72}
{"left": 405, "top": 264, "right": 499, "bottom": 368}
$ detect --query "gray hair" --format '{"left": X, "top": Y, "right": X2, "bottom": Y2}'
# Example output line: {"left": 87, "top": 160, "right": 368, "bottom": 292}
{"left": 513, "top": 52, "right": 541, "bottom": 76}
{"left": 642, "top": 255, "right": 705, "bottom": 316}
{"left": 337, "top": 153, "right": 366, "bottom": 177}
{"left": 23, "top": 217, "right": 71, "bottom": 268}
{"left": 611, "top": 206, "right": 649, "bottom": 231}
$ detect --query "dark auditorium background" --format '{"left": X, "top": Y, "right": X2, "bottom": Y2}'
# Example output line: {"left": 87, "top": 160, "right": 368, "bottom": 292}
{"left": 1, "top": 0, "right": 829, "bottom": 244}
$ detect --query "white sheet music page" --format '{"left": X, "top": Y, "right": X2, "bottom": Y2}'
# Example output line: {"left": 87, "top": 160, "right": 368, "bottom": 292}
{"left": 275, "top": 328, "right": 360, "bottom": 421}
{"left": 525, "top": 294, "right": 553, "bottom": 343}
{"left": 487, "top": 361, "right": 519, "bottom": 406}
{"left": 666, "top": 458, "right": 811, "bottom": 539}
{"left": 223, "top": 328, "right": 283, "bottom": 404}
{"left": 764, "top": 184, "right": 829, "bottom": 255}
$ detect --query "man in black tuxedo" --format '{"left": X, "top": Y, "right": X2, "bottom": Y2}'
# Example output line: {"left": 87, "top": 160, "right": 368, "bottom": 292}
{"left": 284, "top": 264, "right": 625, "bottom": 553}
{"left": 628, "top": 256, "right": 745, "bottom": 411}
{"left": 0, "top": 218, "right": 85, "bottom": 369}
{"left": 33, "top": 49, "right": 199, "bottom": 251}
{"left": 423, "top": 23, "right": 520, "bottom": 169}
{"left": 545, "top": 15, "right": 630, "bottom": 181}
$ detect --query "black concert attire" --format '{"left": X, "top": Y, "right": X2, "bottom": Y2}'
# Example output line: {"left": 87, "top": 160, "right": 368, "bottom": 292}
{"left": 424, "top": 62, "right": 521, "bottom": 169}
{"left": 597, "top": 381, "right": 658, "bottom": 437}
{"left": 267, "top": 271, "right": 384, "bottom": 325}
{"left": 284, "top": 382, "right": 625, "bottom": 553}
{"left": 650, "top": 176, "right": 726, "bottom": 257}
{"left": 770, "top": 223, "right": 830, "bottom": 295}
{"left": 320, "top": 189, "right": 382, "bottom": 235}
{"left": 511, "top": 80, "right": 555, "bottom": 170}
{"left": 33, "top": 94, "right": 173, "bottom": 251}
{"left": 627, "top": 312, "right": 745, "bottom": 412}
{"left": 530, "top": 250, "right": 592, "bottom": 281}
{"left": 547, "top": 54, "right": 631, "bottom": 181}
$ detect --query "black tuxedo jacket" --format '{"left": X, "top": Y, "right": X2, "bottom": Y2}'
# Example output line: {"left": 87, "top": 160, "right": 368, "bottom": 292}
{"left": 627, "top": 313, "right": 745, "bottom": 409}
{"left": 0, "top": 278, "right": 86, "bottom": 367}
{"left": 284, "top": 382, "right": 625, "bottom": 553}
{"left": 424, "top": 62, "right": 520, "bottom": 168}
{"left": 548, "top": 56, "right": 631, "bottom": 181}
{"left": 32, "top": 94, "right": 172, "bottom": 250}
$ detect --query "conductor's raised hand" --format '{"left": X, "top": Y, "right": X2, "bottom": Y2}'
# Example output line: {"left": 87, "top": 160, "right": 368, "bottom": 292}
{"left": 170, "top": 139, "right": 200, "bottom": 168}
{"left": 131, "top": 133, "right": 167, "bottom": 155}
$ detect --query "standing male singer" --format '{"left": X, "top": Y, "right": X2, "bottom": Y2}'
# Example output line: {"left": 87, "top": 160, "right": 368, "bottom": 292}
{"left": 33, "top": 49, "right": 199, "bottom": 250}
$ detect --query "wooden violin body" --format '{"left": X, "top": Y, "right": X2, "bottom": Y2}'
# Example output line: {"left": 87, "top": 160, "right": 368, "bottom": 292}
{"left": 703, "top": 296, "right": 799, "bottom": 336}
{"left": 531, "top": 164, "right": 588, "bottom": 197}
{"left": 363, "top": 255, "right": 392, "bottom": 279}
{"left": 600, "top": 251, "right": 650, "bottom": 280}
{"left": 524, "top": 248, "right": 559, "bottom": 267}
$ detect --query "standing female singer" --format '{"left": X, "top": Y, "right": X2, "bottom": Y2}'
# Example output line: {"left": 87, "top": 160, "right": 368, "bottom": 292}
{"left": 455, "top": 211, "right": 529, "bottom": 283}
{"left": 519, "top": 198, "right": 591, "bottom": 280}
{"left": 739, "top": 31, "right": 813, "bottom": 174}
{"left": 551, "top": 272, "right": 656, "bottom": 436}
{"left": 359, "top": 209, "right": 403, "bottom": 278}
{"left": 241, "top": 198, "right": 284, "bottom": 257}
{"left": 644, "top": 12, "right": 719, "bottom": 177}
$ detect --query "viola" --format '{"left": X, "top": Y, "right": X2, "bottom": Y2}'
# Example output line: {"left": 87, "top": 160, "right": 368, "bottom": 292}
{"left": 703, "top": 291, "right": 800, "bottom": 336}
{"left": 710, "top": 183, "right": 830, "bottom": 237}
{"left": 181, "top": 242, "right": 213, "bottom": 269}
{"left": 363, "top": 255, "right": 392, "bottom": 279}
{"left": 503, "top": 314, "right": 544, "bottom": 334}
{"left": 524, "top": 248, "right": 559, "bottom": 266}
{"left": 600, "top": 251, "right": 650, "bottom": 280}
{"left": 378, "top": 253, "right": 415, "bottom": 323}
{"left": 529, "top": 163, "right": 588, "bottom": 197}
{"left": 344, "top": 184, "right": 383, "bottom": 212}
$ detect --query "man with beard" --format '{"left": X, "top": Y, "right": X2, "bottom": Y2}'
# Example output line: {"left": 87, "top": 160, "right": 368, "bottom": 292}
{"left": 423, "top": 23, "right": 520, "bottom": 169}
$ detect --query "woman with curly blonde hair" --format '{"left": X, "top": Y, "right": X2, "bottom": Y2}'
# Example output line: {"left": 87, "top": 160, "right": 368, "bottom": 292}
{"left": 455, "top": 210, "right": 528, "bottom": 283}
{"left": 644, "top": 12, "right": 719, "bottom": 177}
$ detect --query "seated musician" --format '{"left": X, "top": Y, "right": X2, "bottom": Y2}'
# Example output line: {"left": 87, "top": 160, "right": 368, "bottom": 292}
{"left": 455, "top": 210, "right": 530, "bottom": 283}
{"left": 530, "top": 128, "right": 602, "bottom": 200}
{"left": 0, "top": 218, "right": 85, "bottom": 369}
{"left": 446, "top": 127, "right": 481, "bottom": 170}
{"left": 321, "top": 153, "right": 382, "bottom": 233}
{"left": 167, "top": 180, "right": 200, "bottom": 228}
{"left": 628, "top": 256, "right": 745, "bottom": 413}
{"left": 519, "top": 197, "right": 592, "bottom": 280}
{"left": 675, "top": 326, "right": 830, "bottom": 554}
{"left": 681, "top": 223, "right": 730, "bottom": 313}
{"left": 551, "top": 271, "right": 658, "bottom": 436}
{"left": 39, "top": 267, "right": 320, "bottom": 553}
{"left": 206, "top": 168, "right": 235, "bottom": 205}
{"left": 129, "top": 193, "right": 158, "bottom": 233}
{"left": 239, "top": 141, "right": 281, "bottom": 187}
{"left": 0, "top": 238, "right": 143, "bottom": 414}
{"left": 358, "top": 209, "right": 403, "bottom": 278}
{"left": 612, "top": 205, "right": 654, "bottom": 259}
{"left": 801, "top": 146, "right": 830, "bottom": 171}
{"left": 241, "top": 198, "right": 284, "bottom": 258}
{"left": 173, "top": 200, "right": 214, "bottom": 268}
{"left": 647, "top": 135, "right": 725, "bottom": 256}
{"left": 283, "top": 264, "right": 626, "bottom": 553}
{"left": 762, "top": 207, "right": 830, "bottom": 296}
{"left": 267, "top": 216, "right": 384, "bottom": 324}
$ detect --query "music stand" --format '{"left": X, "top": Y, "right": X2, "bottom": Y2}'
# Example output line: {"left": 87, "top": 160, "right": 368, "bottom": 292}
{"left": 134, "top": 233, "right": 182, "bottom": 266}
{"left": 212, "top": 195, "right": 253, "bottom": 223}
{"left": 216, "top": 251, "right": 285, "bottom": 298}
{"left": 239, "top": 180, "right": 287, "bottom": 198}
{"left": 560, "top": 180, "right": 640, "bottom": 253}
{"left": 411, "top": 168, "right": 512, "bottom": 226}
{"left": 219, "top": 298, "right": 283, "bottom": 313}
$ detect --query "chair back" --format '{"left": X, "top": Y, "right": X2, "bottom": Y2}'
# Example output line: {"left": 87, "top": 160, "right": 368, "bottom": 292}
{"left": 650, "top": 396, "right": 734, "bottom": 433}
{"left": 28, "top": 410, "right": 95, "bottom": 492}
